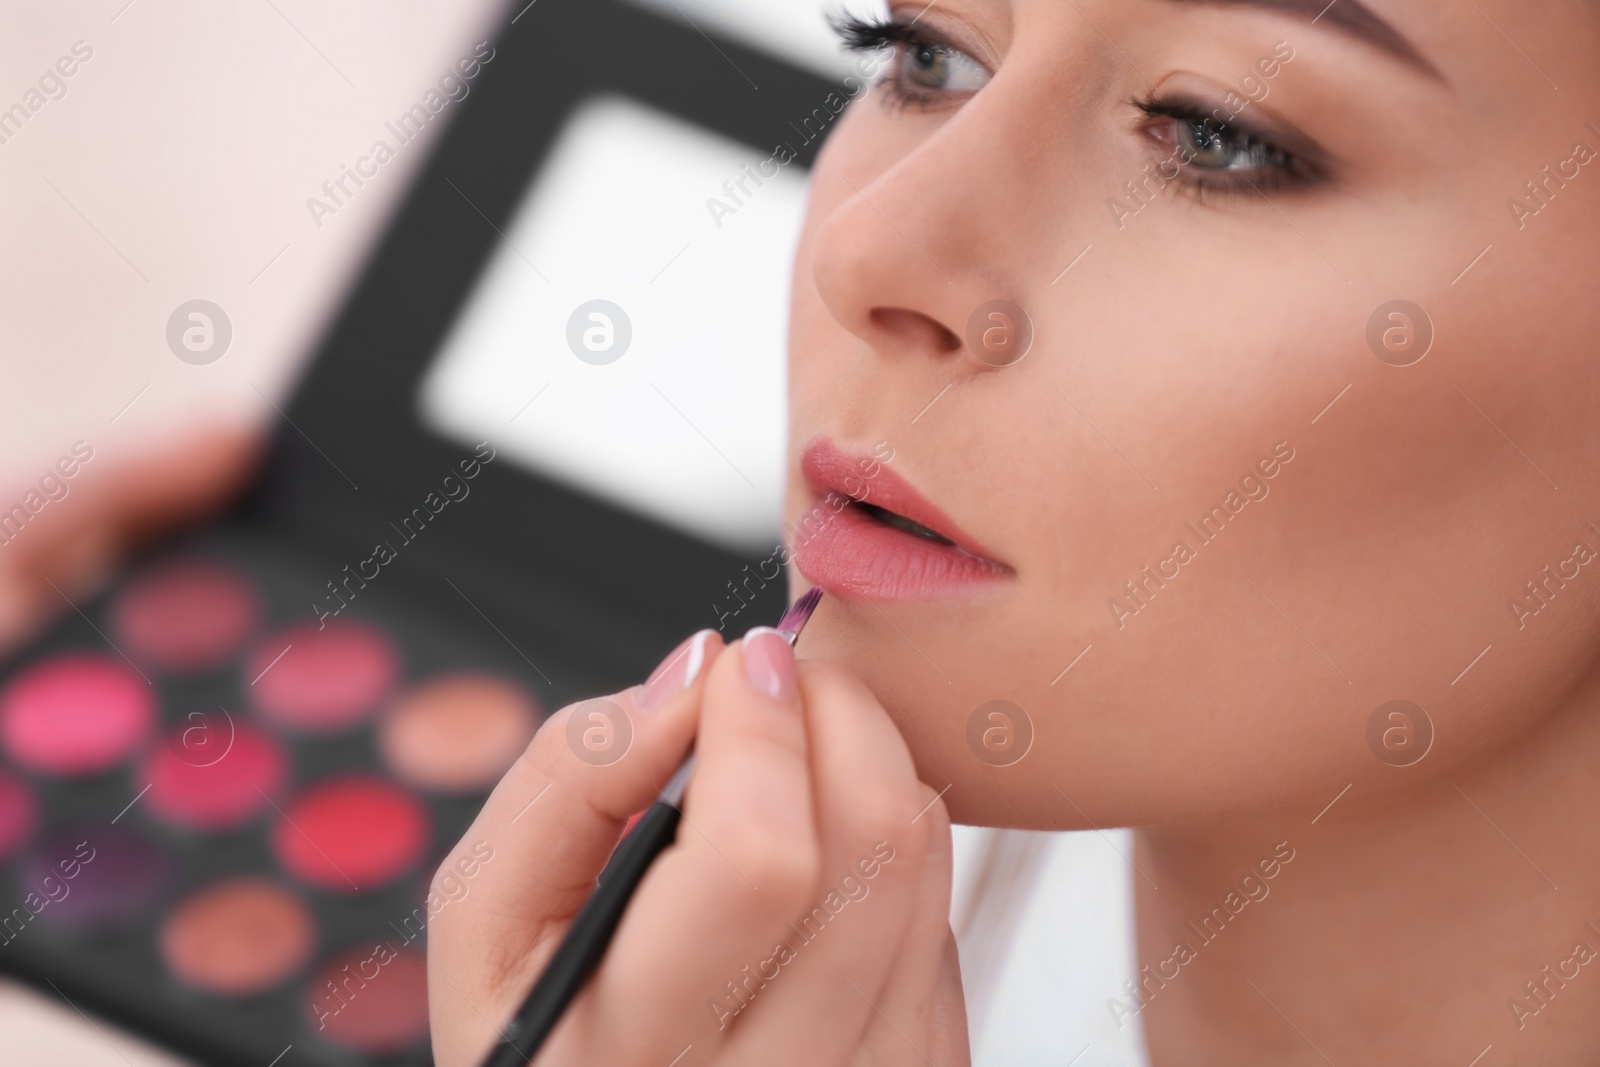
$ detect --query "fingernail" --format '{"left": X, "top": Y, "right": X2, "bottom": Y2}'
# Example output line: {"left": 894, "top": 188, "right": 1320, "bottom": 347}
{"left": 742, "top": 628, "right": 795, "bottom": 703}
{"left": 640, "top": 630, "right": 713, "bottom": 713}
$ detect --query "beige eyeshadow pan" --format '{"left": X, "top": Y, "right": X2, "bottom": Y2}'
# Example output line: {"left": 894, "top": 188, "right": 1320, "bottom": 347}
{"left": 160, "top": 878, "right": 314, "bottom": 997}
{"left": 377, "top": 673, "right": 539, "bottom": 793}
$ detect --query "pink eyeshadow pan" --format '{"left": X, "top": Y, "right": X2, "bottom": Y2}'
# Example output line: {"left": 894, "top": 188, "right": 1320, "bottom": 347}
{"left": 110, "top": 559, "right": 259, "bottom": 673}
{"left": 0, "top": 654, "right": 154, "bottom": 775}
{"left": 141, "top": 713, "right": 288, "bottom": 831}
{"left": 246, "top": 620, "right": 398, "bottom": 733}
{"left": 0, "top": 769, "right": 37, "bottom": 863}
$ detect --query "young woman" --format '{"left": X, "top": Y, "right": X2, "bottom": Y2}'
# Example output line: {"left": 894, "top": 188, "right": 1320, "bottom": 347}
{"left": 428, "top": 1, "right": 1600, "bottom": 1063}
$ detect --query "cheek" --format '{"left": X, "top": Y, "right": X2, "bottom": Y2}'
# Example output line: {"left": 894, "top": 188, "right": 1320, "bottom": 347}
{"left": 785, "top": 233, "right": 846, "bottom": 426}
{"left": 1025, "top": 269, "right": 1600, "bottom": 823}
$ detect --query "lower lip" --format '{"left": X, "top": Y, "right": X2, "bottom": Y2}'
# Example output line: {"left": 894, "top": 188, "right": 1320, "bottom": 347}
{"left": 793, "top": 499, "right": 1008, "bottom": 600}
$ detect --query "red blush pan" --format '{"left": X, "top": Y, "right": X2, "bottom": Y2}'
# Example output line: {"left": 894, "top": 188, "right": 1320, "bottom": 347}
{"left": 141, "top": 714, "right": 289, "bottom": 831}
{"left": 272, "top": 776, "right": 429, "bottom": 892}
{"left": 0, "top": 654, "right": 154, "bottom": 775}
{"left": 246, "top": 621, "right": 398, "bottom": 733}
{"left": 111, "top": 559, "right": 259, "bottom": 673}
{"left": 0, "top": 769, "right": 37, "bottom": 863}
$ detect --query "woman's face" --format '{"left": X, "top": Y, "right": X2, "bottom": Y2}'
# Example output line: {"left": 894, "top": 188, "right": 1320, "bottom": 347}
{"left": 784, "top": 0, "right": 1600, "bottom": 828}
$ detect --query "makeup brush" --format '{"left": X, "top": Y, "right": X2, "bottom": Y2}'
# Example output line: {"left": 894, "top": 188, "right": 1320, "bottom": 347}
{"left": 480, "top": 587, "right": 825, "bottom": 1067}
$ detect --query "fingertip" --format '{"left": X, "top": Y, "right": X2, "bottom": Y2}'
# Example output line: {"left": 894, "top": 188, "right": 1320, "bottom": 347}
{"left": 639, "top": 628, "right": 725, "bottom": 714}
{"left": 740, "top": 627, "right": 797, "bottom": 704}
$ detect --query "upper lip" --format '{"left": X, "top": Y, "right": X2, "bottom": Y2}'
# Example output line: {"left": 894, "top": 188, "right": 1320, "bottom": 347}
{"left": 798, "top": 437, "right": 1009, "bottom": 567}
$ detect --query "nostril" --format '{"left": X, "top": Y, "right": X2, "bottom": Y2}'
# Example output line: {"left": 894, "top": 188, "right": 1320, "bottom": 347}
{"left": 869, "top": 307, "right": 963, "bottom": 354}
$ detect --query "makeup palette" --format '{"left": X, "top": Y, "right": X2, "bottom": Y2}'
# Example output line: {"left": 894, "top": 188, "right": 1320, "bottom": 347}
{"left": 0, "top": 0, "right": 834, "bottom": 1063}
{"left": 0, "top": 539, "right": 548, "bottom": 1064}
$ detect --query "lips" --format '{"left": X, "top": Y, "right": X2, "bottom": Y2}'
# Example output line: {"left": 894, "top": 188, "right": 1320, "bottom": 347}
{"left": 793, "top": 438, "right": 1011, "bottom": 601}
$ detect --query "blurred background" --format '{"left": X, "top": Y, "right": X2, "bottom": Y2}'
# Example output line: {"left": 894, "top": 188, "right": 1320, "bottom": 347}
{"left": 0, "top": 0, "right": 870, "bottom": 540}
{"left": 0, "top": 0, "right": 875, "bottom": 1062}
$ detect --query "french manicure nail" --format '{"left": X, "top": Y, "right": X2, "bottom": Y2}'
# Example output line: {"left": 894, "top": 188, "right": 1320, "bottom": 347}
{"left": 639, "top": 630, "right": 712, "bottom": 713}
{"left": 742, "top": 627, "right": 795, "bottom": 703}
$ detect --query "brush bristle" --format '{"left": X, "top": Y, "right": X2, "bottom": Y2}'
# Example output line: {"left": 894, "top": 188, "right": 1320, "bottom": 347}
{"left": 776, "top": 587, "right": 824, "bottom": 636}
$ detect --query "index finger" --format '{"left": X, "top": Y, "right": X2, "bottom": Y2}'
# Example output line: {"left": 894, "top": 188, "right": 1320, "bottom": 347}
{"left": 433, "top": 630, "right": 723, "bottom": 975}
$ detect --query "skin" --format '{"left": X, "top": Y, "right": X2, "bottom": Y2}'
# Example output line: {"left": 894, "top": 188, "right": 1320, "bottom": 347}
{"left": 785, "top": 0, "right": 1600, "bottom": 1062}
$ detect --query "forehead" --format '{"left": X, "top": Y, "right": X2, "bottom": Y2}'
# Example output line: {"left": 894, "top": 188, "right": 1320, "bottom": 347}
{"left": 994, "top": 0, "right": 1594, "bottom": 86}
{"left": 1166, "top": 0, "right": 1439, "bottom": 77}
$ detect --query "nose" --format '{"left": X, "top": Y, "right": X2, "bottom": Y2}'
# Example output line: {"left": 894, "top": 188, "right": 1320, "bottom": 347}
{"left": 806, "top": 79, "right": 1049, "bottom": 372}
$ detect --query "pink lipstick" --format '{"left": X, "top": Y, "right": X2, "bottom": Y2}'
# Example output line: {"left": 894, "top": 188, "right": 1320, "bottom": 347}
{"left": 794, "top": 437, "right": 1011, "bottom": 600}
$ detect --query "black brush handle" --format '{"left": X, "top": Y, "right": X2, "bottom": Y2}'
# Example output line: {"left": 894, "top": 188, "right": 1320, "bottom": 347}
{"left": 477, "top": 595, "right": 821, "bottom": 1067}
{"left": 480, "top": 798, "right": 683, "bottom": 1067}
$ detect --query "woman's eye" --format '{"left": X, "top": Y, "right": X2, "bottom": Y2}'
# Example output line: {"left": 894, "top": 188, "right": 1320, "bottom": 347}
{"left": 1131, "top": 96, "right": 1319, "bottom": 196}
{"left": 899, "top": 41, "right": 990, "bottom": 94}
{"left": 1170, "top": 117, "right": 1292, "bottom": 172}
{"left": 831, "top": 16, "right": 991, "bottom": 106}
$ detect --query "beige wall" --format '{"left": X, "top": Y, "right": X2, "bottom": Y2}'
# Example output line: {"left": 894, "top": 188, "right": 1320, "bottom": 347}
{"left": 0, "top": 0, "right": 505, "bottom": 486}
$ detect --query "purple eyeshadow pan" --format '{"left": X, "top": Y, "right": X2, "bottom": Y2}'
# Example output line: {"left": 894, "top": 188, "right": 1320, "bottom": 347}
{"left": 16, "top": 827, "right": 170, "bottom": 934}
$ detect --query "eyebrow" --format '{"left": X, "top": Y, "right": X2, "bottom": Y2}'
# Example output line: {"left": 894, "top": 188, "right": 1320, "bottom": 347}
{"left": 1176, "top": 0, "right": 1444, "bottom": 82}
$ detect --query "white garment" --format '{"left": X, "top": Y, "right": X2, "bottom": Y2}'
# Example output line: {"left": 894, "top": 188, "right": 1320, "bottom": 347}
{"left": 948, "top": 825, "right": 1152, "bottom": 1067}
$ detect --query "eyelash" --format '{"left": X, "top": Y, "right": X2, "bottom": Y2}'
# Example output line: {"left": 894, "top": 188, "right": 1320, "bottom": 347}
{"left": 832, "top": 14, "right": 1319, "bottom": 198}
{"left": 830, "top": 14, "right": 981, "bottom": 112}
{"left": 1130, "top": 96, "right": 1312, "bottom": 199}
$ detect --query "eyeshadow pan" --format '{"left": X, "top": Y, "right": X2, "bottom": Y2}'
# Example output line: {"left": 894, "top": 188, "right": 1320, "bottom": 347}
{"left": 305, "top": 943, "right": 429, "bottom": 1053}
{"left": 272, "top": 776, "right": 429, "bottom": 892}
{"left": 0, "top": 654, "right": 154, "bottom": 776}
{"left": 142, "top": 713, "right": 288, "bottom": 831}
{"left": 160, "top": 878, "right": 314, "bottom": 997}
{"left": 111, "top": 559, "right": 259, "bottom": 673}
{"left": 378, "top": 673, "right": 539, "bottom": 793}
{"left": 247, "top": 621, "right": 398, "bottom": 733}
{"left": 20, "top": 828, "right": 170, "bottom": 933}
{"left": 0, "top": 770, "right": 36, "bottom": 864}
